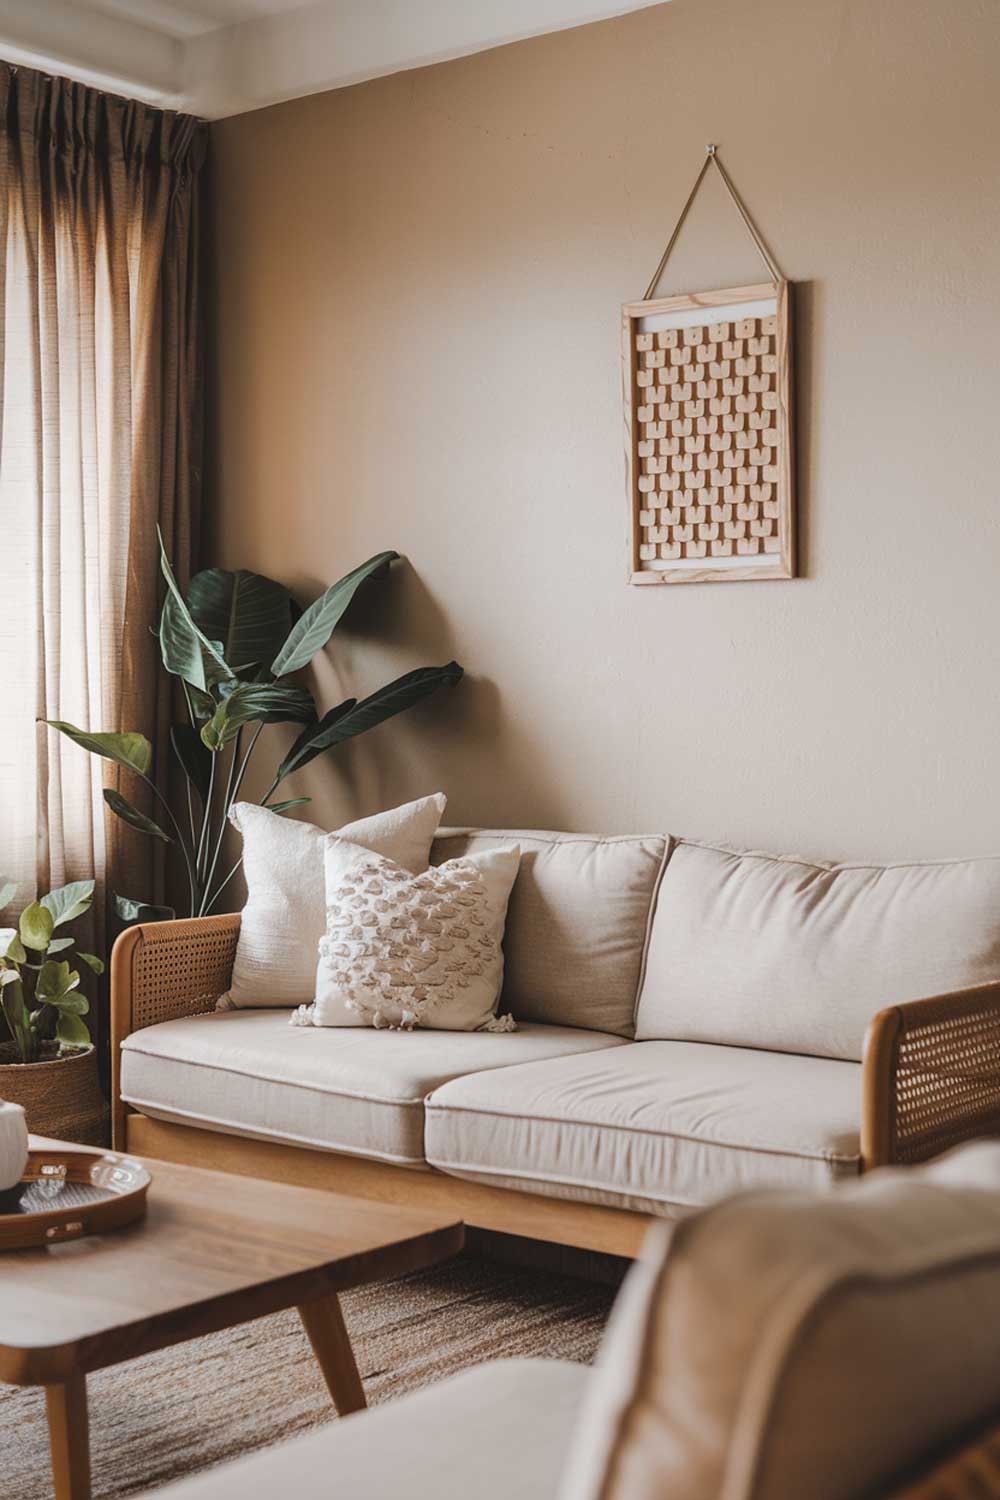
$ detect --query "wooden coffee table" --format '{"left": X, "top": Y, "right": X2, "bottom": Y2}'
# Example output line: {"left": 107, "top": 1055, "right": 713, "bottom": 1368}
{"left": 0, "top": 1140, "right": 464, "bottom": 1500}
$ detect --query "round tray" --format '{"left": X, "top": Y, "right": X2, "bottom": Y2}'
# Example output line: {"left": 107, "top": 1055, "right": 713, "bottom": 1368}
{"left": 0, "top": 1148, "right": 150, "bottom": 1250}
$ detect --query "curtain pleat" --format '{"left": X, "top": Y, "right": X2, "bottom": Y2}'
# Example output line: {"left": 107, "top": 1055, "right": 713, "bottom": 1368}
{"left": 0, "top": 63, "right": 206, "bottom": 1057}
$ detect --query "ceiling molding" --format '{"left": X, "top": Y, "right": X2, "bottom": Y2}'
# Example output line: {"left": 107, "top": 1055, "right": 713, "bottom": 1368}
{"left": 0, "top": 0, "right": 669, "bottom": 120}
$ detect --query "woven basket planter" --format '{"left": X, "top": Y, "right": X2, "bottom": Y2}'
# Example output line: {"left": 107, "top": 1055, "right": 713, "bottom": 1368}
{"left": 0, "top": 1043, "right": 109, "bottom": 1146}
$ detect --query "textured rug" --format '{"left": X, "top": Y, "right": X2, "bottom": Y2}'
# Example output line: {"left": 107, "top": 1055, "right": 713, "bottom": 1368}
{"left": 1, "top": 1254, "right": 616, "bottom": 1499}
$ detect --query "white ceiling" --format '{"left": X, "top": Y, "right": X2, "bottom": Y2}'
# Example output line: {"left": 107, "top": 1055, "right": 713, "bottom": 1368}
{"left": 0, "top": 0, "right": 669, "bottom": 119}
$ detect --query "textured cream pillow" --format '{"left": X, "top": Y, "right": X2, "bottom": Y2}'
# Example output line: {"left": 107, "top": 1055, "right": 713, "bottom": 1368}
{"left": 302, "top": 839, "right": 521, "bottom": 1031}
{"left": 220, "top": 794, "right": 446, "bottom": 1009}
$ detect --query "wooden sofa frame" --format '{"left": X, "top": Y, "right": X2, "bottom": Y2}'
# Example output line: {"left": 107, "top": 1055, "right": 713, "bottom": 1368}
{"left": 110, "top": 913, "right": 1000, "bottom": 1260}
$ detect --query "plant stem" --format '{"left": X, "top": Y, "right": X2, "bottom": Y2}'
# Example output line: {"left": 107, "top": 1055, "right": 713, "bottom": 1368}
{"left": 259, "top": 771, "right": 281, "bottom": 806}
{"left": 140, "top": 773, "right": 198, "bottom": 916}
{"left": 205, "top": 856, "right": 243, "bottom": 914}
{"left": 195, "top": 751, "right": 218, "bottom": 892}
{"left": 231, "top": 723, "right": 263, "bottom": 805}
{"left": 179, "top": 683, "right": 198, "bottom": 849}
{"left": 199, "top": 721, "right": 263, "bottom": 915}
{"left": 199, "top": 729, "right": 243, "bottom": 916}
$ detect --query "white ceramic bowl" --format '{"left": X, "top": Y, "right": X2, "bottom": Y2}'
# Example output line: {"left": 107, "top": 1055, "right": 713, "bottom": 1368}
{"left": 0, "top": 1100, "right": 28, "bottom": 1191}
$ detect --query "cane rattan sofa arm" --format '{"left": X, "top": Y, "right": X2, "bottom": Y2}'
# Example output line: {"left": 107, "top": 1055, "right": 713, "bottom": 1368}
{"left": 110, "top": 913, "right": 241, "bottom": 1149}
{"left": 862, "top": 980, "right": 1000, "bottom": 1170}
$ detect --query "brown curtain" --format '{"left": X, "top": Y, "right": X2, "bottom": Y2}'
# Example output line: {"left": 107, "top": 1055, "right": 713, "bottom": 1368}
{"left": 0, "top": 64, "right": 206, "bottom": 1018}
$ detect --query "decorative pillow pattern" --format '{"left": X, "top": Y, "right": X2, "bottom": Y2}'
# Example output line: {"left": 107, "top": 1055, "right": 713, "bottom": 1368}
{"left": 303, "top": 841, "right": 521, "bottom": 1032}
{"left": 220, "top": 793, "right": 447, "bottom": 1009}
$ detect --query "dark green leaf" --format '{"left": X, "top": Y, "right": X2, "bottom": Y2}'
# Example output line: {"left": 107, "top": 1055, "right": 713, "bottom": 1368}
{"left": 56, "top": 1012, "right": 90, "bottom": 1047}
{"left": 171, "top": 724, "right": 212, "bottom": 804}
{"left": 187, "top": 569, "right": 294, "bottom": 684}
{"left": 45, "top": 722, "right": 152, "bottom": 777}
{"left": 112, "top": 894, "right": 176, "bottom": 930}
{"left": 77, "top": 952, "right": 105, "bottom": 975}
{"left": 19, "top": 901, "right": 54, "bottom": 952}
{"left": 103, "top": 789, "right": 172, "bottom": 843}
{"left": 275, "top": 698, "right": 357, "bottom": 781}
{"left": 157, "top": 527, "right": 233, "bottom": 692}
{"left": 201, "top": 682, "right": 316, "bottom": 752}
{"left": 270, "top": 552, "right": 399, "bottom": 678}
{"left": 41, "top": 879, "right": 95, "bottom": 928}
{"left": 187, "top": 686, "right": 216, "bottom": 721}
{"left": 0, "top": 879, "right": 17, "bottom": 911}
{"left": 265, "top": 797, "right": 312, "bottom": 814}
{"left": 275, "top": 662, "right": 463, "bottom": 786}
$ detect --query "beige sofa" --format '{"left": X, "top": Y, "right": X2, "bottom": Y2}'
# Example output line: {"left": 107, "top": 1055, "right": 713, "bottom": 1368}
{"left": 111, "top": 828, "right": 1000, "bottom": 1256}
{"left": 145, "top": 1144, "right": 1000, "bottom": 1500}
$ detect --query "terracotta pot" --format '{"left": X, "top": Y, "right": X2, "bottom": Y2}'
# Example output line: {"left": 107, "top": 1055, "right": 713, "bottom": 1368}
{"left": 0, "top": 1044, "right": 109, "bottom": 1146}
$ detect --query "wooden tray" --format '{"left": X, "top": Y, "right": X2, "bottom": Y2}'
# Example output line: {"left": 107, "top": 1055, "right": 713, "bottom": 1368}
{"left": 0, "top": 1148, "right": 150, "bottom": 1250}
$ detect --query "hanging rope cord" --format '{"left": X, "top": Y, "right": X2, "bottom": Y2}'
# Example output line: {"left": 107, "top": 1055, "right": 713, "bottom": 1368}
{"left": 643, "top": 146, "right": 784, "bottom": 301}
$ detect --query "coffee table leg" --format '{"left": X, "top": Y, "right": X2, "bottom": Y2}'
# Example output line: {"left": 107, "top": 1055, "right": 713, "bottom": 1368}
{"left": 298, "top": 1294, "right": 367, "bottom": 1415}
{"left": 45, "top": 1371, "right": 91, "bottom": 1500}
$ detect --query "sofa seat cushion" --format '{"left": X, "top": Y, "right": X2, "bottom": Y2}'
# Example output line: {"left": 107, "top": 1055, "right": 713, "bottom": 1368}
{"left": 425, "top": 1041, "right": 861, "bottom": 1214}
{"left": 638, "top": 839, "right": 1000, "bottom": 1061}
{"left": 431, "top": 828, "right": 668, "bottom": 1037}
{"left": 149, "top": 1359, "right": 589, "bottom": 1500}
{"left": 120, "top": 1009, "right": 627, "bottom": 1166}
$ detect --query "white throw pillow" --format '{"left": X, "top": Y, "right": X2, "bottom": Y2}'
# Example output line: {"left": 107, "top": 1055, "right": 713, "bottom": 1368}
{"left": 220, "top": 794, "right": 447, "bottom": 1009}
{"left": 302, "top": 839, "right": 521, "bottom": 1031}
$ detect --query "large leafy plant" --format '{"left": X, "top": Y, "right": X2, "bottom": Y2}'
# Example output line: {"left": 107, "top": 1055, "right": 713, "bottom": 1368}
{"left": 49, "top": 537, "right": 463, "bottom": 921}
{"left": 0, "top": 879, "right": 103, "bottom": 1063}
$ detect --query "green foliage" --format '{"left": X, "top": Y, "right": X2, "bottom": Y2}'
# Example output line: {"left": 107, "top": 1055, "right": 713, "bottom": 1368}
{"left": 157, "top": 531, "right": 233, "bottom": 691}
{"left": 273, "top": 665, "right": 463, "bottom": 788}
{"left": 112, "top": 895, "right": 175, "bottom": 927}
{"left": 19, "top": 902, "right": 54, "bottom": 952}
{"left": 199, "top": 681, "right": 315, "bottom": 752}
{"left": 0, "top": 880, "right": 96, "bottom": 1063}
{"left": 43, "top": 725, "right": 152, "bottom": 777}
{"left": 41, "top": 880, "right": 96, "bottom": 928}
{"left": 48, "top": 538, "right": 464, "bottom": 921}
{"left": 103, "top": 789, "right": 172, "bottom": 842}
{"left": 270, "top": 552, "right": 398, "bottom": 677}
{"left": 187, "top": 568, "right": 294, "bottom": 680}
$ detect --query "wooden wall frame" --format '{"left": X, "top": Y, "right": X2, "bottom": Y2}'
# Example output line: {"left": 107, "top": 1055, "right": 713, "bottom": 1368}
{"left": 622, "top": 280, "right": 795, "bottom": 585}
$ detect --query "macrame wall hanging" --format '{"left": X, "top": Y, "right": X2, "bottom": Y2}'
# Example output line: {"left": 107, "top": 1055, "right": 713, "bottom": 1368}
{"left": 622, "top": 146, "right": 795, "bottom": 585}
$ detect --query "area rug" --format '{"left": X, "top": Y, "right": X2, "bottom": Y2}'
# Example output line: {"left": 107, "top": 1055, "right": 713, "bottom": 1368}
{"left": 1, "top": 1254, "right": 617, "bottom": 1498}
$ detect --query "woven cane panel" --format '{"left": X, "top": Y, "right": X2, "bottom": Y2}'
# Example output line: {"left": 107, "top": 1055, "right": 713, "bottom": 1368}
{"left": 893, "top": 1004, "right": 1000, "bottom": 1164}
{"left": 634, "top": 313, "right": 783, "bottom": 565}
{"left": 131, "top": 921, "right": 240, "bottom": 1033}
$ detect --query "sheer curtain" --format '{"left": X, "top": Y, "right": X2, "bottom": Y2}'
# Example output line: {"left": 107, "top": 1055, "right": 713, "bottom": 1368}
{"left": 0, "top": 65, "right": 206, "bottom": 943}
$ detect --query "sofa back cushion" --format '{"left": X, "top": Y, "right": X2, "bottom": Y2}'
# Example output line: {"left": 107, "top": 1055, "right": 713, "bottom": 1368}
{"left": 560, "top": 1143, "right": 1000, "bottom": 1500}
{"left": 431, "top": 830, "right": 668, "bottom": 1037}
{"left": 636, "top": 839, "right": 1000, "bottom": 1060}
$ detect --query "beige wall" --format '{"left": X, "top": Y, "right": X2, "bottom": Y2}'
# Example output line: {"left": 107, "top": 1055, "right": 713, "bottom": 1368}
{"left": 208, "top": 0, "right": 1000, "bottom": 861}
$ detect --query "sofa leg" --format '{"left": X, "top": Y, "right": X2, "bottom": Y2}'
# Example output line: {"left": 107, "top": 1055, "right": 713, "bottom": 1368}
{"left": 298, "top": 1294, "right": 367, "bottom": 1416}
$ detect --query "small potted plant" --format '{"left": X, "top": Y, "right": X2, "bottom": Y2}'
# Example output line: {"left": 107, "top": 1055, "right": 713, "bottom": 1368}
{"left": 0, "top": 879, "right": 108, "bottom": 1144}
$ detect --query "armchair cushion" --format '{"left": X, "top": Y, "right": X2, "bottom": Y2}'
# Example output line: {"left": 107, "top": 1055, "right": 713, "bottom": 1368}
{"left": 562, "top": 1142, "right": 1000, "bottom": 1500}
{"left": 149, "top": 1359, "right": 589, "bottom": 1500}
